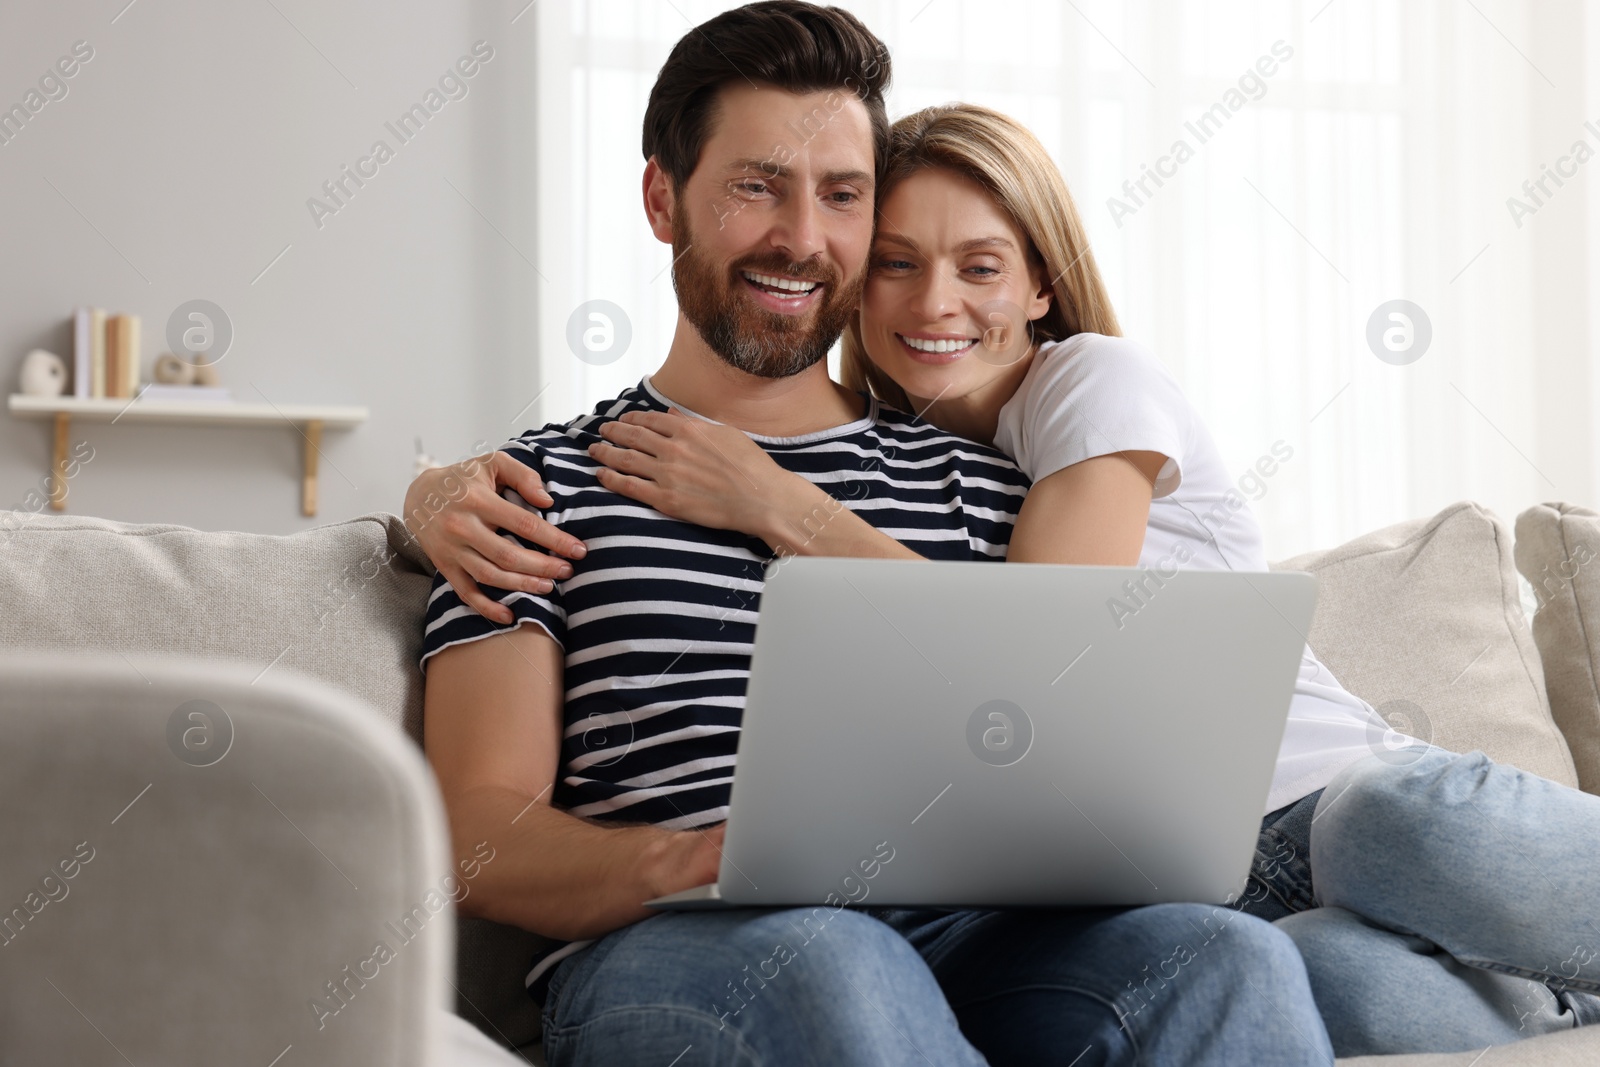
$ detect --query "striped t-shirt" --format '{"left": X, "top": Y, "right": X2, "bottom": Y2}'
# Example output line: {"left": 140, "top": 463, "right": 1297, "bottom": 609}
{"left": 418, "top": 377, "right": 1029, "bottom": 993}
{"left": 420, "top": 377, "right": 1028, "bottom": 827}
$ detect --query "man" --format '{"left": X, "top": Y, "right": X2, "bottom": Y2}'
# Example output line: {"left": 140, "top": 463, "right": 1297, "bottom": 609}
{"left": 415, "top": 4, "right": 1333, "bottom": 1064}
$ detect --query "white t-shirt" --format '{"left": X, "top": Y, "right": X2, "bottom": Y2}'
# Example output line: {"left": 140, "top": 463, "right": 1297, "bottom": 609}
{"left": 992, "top": 332, "right": 1395, "bottom": 814}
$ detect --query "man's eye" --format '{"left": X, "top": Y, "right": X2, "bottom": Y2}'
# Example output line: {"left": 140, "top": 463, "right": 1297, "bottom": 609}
{"left": 736, "top": 182, "right": 768, "bottom": 196}
{"left": 827, "top": 191, "right": 859, "bottom": 204}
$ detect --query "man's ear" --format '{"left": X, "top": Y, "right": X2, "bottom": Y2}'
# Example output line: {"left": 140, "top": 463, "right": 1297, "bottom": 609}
{"left": 643, "top": 158, "right": 676, "bottom": 245}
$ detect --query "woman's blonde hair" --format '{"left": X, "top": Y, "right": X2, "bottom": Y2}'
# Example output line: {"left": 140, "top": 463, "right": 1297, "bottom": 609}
{"left": 840, "top": 103, "right": 1121, "bottom": 412}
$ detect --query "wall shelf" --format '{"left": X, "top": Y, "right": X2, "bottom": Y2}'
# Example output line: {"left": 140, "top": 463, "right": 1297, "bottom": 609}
{"left": 7, "top": 394, "right": 369, "bottom": 517}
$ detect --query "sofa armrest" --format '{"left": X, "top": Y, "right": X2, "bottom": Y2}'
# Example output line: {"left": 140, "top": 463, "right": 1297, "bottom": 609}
{"left": 0, "top": 652, "right": 454, "bottom": 1066}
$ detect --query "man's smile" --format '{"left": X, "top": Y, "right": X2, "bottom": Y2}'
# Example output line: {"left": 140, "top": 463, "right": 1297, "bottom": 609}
{"left": 738, "top": 270, "right": 825, "bottom": 315}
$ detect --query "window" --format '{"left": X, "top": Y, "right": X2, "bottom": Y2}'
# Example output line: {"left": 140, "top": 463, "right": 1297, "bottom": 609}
{"left": 533, "top": 0, "right": 1596, "bottom": 557}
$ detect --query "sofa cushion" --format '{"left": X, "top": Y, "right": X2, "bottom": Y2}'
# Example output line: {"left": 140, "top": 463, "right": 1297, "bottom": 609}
{"left": 0, "top": 508, "right": 550, "bottom": 1051}
{"left": 1272, "top": 502, "right": 1577, "bottom": 788}
{"left": 1514, "top": 503, "right": 1600, "bottom": 793}
{"left": 0, "top": 509, "right": 430, "bottom": 737}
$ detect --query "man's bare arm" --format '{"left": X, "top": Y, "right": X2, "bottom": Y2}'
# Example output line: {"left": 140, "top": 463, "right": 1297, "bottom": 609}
{"left": 423, "top": 624, "right": 723, "bottom": 941}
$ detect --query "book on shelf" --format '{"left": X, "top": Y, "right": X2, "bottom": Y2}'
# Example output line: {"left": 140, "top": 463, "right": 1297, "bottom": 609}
{"left": 73, "top": 307, "right": 144, "bottom": 398}
{"left": 93, "top": 308, "right": 106, "bottom": 397}
{"left": 104, "top": 314, "right": 140, "bottom": 399}
{"left": 74, "top": 307, "right": 108, "bottom": 398}
{"left": 138, "top": 384, "right": 232, "bottom": 402}
{"left": 105, "top": 316, "right": 119, "bottom": 398}
{"left": 73, "top": 307, "right": 90, "bottom": 398}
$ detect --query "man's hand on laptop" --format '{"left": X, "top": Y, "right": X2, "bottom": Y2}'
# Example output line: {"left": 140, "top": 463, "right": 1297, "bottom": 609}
{"left": 403, "top": 450, "right": 587, "bottom": 624}
{"left": 644, "top": 821, "right": 726, "bottom": 901}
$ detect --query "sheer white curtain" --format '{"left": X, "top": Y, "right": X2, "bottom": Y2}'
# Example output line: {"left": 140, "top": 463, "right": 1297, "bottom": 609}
{"left": 532, "top": 0, "right": 1598, "bottom": 558}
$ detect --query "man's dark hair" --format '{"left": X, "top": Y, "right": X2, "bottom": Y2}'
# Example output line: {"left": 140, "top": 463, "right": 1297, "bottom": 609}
{"left": 642, "top": 1, "right": 892, "bottom": 191}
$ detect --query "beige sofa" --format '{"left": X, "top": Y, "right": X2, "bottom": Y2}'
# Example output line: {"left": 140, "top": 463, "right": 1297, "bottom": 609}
{"left": 1, "top": 499, "right": 1598, "bottom": 1064}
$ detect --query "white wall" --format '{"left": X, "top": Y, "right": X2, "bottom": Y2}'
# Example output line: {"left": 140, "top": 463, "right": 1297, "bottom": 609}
{"left": 0, "top": 0, "right": 540, "bottom": 533}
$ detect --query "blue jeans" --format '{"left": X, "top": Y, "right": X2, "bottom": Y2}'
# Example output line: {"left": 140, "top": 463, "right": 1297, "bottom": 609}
{"left": 539, "top": 902, "right": 1334, "bottom": 1065}
{"left": 1239, "top": 745, "right": 1600, "bottom": 1056}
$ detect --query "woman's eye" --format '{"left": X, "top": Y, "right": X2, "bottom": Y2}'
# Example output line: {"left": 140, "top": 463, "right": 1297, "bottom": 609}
{"left": 965, "top": 265, "right": 1000, "bottom": 277}
{"left": 874, "top": 258, "right": 913, "bottom": 271}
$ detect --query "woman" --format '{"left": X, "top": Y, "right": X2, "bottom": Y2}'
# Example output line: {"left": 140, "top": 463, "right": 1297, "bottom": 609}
{"left": 408, "top": 103, "right": 1600, "bottom": 1055}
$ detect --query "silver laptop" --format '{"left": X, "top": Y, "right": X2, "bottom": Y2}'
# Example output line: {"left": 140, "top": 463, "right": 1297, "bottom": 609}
{"left": 645, "top": 557, "right": 1315, "bottom": 910}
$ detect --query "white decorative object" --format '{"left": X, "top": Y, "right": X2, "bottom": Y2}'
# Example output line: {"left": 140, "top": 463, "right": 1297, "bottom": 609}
{"left": 19, "top": 349, "right": 68, "bottom": 397}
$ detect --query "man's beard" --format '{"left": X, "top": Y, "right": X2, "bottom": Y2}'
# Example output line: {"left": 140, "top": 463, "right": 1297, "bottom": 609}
{"left": 670, "top": 201, "right": 865, "bottom": 380}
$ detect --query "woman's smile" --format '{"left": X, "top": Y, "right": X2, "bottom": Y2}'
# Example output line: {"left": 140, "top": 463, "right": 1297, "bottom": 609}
{"left": 895, "top": 332, "right": 979, "bottom": 363}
